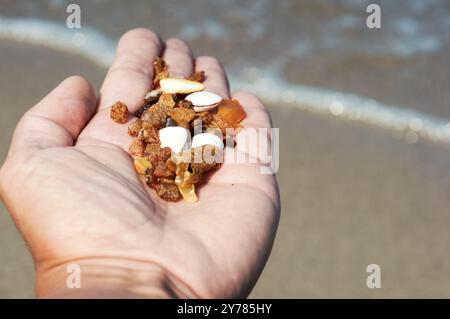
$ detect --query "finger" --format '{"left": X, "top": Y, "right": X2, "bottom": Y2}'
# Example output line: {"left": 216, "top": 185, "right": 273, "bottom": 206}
{"left": 78, "top": 29, "right": 162, "bottom": 151}
{"left": 195, "top": 56, "right": 230, "bottom": 98}
{"left": 232, "top": 91, "right": 273, "bottom": 163}
{"left": 8, "top": 76, "right": 96, "bottom": 155}
{"left": 233, "top": 91, "right": 272, "bottom": 130}
{"left": 162, "top": 38, "right": 194, "bottom": 78}
{"left": 76, "top": 111, "right": 137, "bottom": 153}
{"left": 98, "top": 28, "right": 162, "bottom": 112}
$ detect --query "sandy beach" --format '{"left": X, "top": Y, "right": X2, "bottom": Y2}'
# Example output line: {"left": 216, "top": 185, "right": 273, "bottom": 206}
{"left": 1, "top": 0, "right": 450, "bottom": 298}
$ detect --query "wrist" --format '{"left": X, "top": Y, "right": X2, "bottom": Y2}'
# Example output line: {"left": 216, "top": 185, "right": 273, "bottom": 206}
{"left": 35, "top": 257, "right": 198, "bottom": 298}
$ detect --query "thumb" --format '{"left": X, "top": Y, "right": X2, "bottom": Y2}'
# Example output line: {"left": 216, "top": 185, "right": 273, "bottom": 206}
{"left": 8, "top": 76, "right": 96, "bottom": 156}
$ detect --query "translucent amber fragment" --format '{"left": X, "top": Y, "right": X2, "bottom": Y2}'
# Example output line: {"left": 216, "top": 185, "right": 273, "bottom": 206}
{"left": 217, "top": 99, "right": 246, "bottom": 127}
{"left": 178, "top": 184, "right": 198, "bottom": 203}
{"left": 133, "top": 156, "right": 152, "bottom": 175}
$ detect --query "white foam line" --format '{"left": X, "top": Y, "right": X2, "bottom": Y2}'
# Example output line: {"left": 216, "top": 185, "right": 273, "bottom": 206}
{"left": 232, "top": 71, "right": 450, "bottom": 144}
{"left": 0, "top": 17, "right": 114, "bottom": 68}
{"left": 1, "top": 17, "right": 450, "bottom": 145}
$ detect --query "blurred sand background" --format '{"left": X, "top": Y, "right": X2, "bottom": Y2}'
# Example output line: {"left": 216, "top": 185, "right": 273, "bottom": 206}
{"left": 1, "top": 0, "right": 450, "bottom": 298}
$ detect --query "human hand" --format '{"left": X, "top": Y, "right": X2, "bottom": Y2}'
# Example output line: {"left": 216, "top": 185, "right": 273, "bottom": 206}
{"left": 0, "top": 29, "right": 280, "bottom": 298}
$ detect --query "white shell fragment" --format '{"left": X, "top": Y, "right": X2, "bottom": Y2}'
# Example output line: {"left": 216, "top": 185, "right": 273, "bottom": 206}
{"left": 144, "top": 89, "right": 162, "bottom": 102}
{"left": 160, "top": 78, "right": 204, "bottom": 94}
{"left": 193, "top": 105, "right": 216, "bottom": 112}
{"left": 185, "top": 91, "right": 223, "bottom": 112}
{"left": 159, "top": 127, "right": 191, "bottom": 154}
{"left": 191, "top": 133, "right": 224, "bottom": 150}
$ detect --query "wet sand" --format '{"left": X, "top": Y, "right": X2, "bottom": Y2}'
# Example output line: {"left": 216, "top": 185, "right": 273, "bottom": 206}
{"left": 1, "top": 41, "right": 450, "bottom": 298}
{"left": 0, "top": 42, "right": 105, "bottom": 298}
{"left": 255, "top": 108, "right": 450, "bottom": 298}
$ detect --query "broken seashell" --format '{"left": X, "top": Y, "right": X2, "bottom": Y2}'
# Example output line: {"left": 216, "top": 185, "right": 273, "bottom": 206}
{"left": 185, "top": 91, "right": 222, "bottom": 112}
{"left": 159, "top": 126, "right": 191, "bottom": 154}
{"left": 192, "top": 105, "right": 217, "bottom": 112}
{"left": 160, "top": 78, "right": 204, "bottom": 94}
{"left": 191, "top": 133, "right": 224, "bottom": 150}
{"left": 144, "top": 89, "right": 162, "bottom": 104}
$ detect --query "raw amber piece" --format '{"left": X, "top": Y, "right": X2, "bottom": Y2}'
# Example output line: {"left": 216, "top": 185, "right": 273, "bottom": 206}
{"left": 154, "top": 57, "right": 166, "bottom": 74}
{"left": 155, "top": 179, "right": 181, "bottom": 202}
{"left": 171, "top": 107, "right": 196, "bottom": 128}
{"left": 159, "top": 93, "right": 176, "bottom": 108}
{"left": 153, "top": 160, "right": 175, "bottom": 178}
{"left": 141, "top": 110, "right": 164, "bottom": 128}
{"left": 110, "top": 101, "right": 129, "bottom": 124}
{"left": 178, "top": 184, "right": 198, "bottom": 203}
{"left": 216, "top": 99, "right": 246, "bottom": 127}
{"left": 128, "top": 119, "right": 143, "bottom": 137}
{"left": 153, "top": 57, "right": 169, "bottom": 87}
{"left": 133, "top": 157, "right": 152, "bottom": 175}
{"left": 188, "top": 71, "right": 205, "bottom": 83}
{"left": 129, "top": 139, "right": 145, "bottom": 156}
{"left": 138, "top": 126, "right": 160, "bottom": 144}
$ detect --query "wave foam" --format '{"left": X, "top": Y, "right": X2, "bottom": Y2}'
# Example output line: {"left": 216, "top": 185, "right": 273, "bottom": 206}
{"left": 1, "top": 16, "right": 450, "bottom": 145}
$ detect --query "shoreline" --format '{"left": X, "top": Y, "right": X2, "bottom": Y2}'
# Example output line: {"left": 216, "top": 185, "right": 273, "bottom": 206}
{"left": 1, "top": 17, "right": 450, "bottom": 147}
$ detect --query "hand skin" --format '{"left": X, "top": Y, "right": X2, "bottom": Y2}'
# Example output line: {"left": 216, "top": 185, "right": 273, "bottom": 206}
{"left": 0, "top": 29, "right": 280, "bottom": 298}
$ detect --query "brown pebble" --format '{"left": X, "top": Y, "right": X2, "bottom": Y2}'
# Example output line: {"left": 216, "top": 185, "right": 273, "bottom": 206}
{"left": 155, "top": 180, "right": 181, "bottom": 201}
{"left": 188, "top": 71, "right": 206, "bottom": 83}
{"left": 129, "top": 139, "right": 145, "bottom": 156}
{"left": 110, "top": 101, "right": 129, "bottom": 124}
{"left": 141, "top": 110, "right": 164, "bottom": 128}
{"left": 177, "top": 99, "right": 193, "bottom": 109}
{"left": 153, "top": 160, "right": 175, "bottom": 178}
{"left": 138, "top": 126, "right": 160, "bottom": 144}
{"left": 128, "top": 119, "right": 143, "bottom": 137}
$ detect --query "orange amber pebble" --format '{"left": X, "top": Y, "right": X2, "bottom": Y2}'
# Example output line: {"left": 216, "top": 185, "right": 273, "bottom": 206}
{"left": 133, "top": 157, "right": 152, "bottom": 175}
{"left": 110, "top": 101, "right": 129, "bottom": 124}
{"left": 129, "top": 139, "right": 145, "bottom": 156}
{"left": 217, "top": 99, "right": 246, "bottom": 127}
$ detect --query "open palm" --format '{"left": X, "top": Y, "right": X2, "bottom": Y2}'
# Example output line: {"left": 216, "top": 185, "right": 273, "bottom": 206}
{"left": 0, "top": 29, "right": 280, "bottom": 298}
